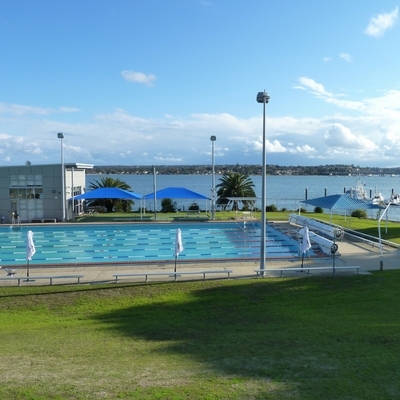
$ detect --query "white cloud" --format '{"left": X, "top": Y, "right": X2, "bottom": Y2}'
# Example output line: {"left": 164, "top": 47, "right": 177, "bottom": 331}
{"left": 252, "top": 138, "right": 287, "bottom": 153}
{"left": 296, "top": 77, "right": 333, "bottom": 98}
{"left": 59, "top": 106, "right": 80, "bottom": 113}
{"left": 323, "top": 57, "right": 332, "bottom": 62}
{"left": 0, "top": 103, "right": 52, "bottom": 115}
{"left": 1, "top": 76, "right": 400, "bottom": 167}
{"left": 0, "top": 103, "right": 80, "bottom": 115}
{"left": 340, "top": 53, "right": 353, "bottom": 62}
{"left": 292, "top": 144, "right": 316, "bottom": 154}
{"left": 121, "top": 70, "right": 157, "bottom": 86}
{"left": 296, "top": 77, "right": 365, "bottom": 112}
{"left": 324, "top": 123, "right": 377, "bottom": 150}
{"left": 365, "top": 7, "right": 398, "bottom": 37}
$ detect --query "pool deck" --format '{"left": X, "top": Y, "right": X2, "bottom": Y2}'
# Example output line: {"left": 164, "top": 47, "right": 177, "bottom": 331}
{"left": 1, "top": 225, "right": 399, "bottom": 286}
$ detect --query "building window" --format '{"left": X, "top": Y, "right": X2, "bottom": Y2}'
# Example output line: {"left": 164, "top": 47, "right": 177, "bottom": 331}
{"left": 9, "top": 175, "right": 43, "bottom": 221}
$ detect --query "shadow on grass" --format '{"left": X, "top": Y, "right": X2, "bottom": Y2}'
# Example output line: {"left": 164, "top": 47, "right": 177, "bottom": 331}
{"left": 92, "top": 274, "right": 399, "bottom": 385}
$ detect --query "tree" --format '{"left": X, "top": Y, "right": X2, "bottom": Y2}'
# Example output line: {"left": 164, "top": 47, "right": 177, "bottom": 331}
{"left": 216, "top": 172, "right": 256, "bottom": 211}
{"left": 87, "top": 176, "right": 135, "bottom": 213}
{"left": 161, "top": 198, "right": 176, "bottom": 213}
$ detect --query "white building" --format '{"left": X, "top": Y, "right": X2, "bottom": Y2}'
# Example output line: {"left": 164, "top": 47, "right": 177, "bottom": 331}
{"left": 0, "top": 163, "right": 93, "bottom": 223}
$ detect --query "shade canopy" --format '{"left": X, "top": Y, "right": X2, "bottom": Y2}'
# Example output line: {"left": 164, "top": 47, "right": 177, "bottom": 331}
{"left": 73, "top": 187, "right": 142, "bottom": 200}
{"left": 143, "top": 187, "right": 210, "bottom": 200}
{"left": 301, "top": 194, "right": 383, "bottom": 210}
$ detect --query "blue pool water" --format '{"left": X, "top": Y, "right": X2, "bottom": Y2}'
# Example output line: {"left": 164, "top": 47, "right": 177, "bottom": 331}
{"left": 0, "top": 222, "right": 302, "bottom": 267}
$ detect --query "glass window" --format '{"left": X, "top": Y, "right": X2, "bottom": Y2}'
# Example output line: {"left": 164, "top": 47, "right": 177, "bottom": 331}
{"left": 10, "top": 175, "right": 18, "bottom": 187}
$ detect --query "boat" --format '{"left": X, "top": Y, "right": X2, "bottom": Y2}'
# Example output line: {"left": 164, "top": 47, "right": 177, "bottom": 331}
{"left": 345, "top": 180, "right": 385, "bottom": 205}
{"left": 372, "top": 192, "right": 385, "bottom": 205}
{"left": 385, "top": 193, "right": 400, "bottom": 206}
{"left": 344, "top": 180, "right": 367, "bottom": 200}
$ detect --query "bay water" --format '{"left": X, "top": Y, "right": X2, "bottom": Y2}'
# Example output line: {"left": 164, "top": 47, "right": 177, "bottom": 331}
{"left": 86, "top": 174, "right": 400, "bottom": 221}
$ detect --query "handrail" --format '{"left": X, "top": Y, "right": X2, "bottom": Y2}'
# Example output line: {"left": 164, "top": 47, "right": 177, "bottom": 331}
{"left": 312, "top": 218, "right": 400, "bottom": 250}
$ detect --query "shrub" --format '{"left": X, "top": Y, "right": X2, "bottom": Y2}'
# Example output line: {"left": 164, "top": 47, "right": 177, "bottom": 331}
{"left": 351, "top": 209, "right": 367, "bottom": 219}
{"left": 161, "top": 198, "right": 176, "bottom": 213}
{"left": 314, "top": 206, "right": 323, "bottom": 214}
{"left": 188, "top": 203, "right": 200, "bottom": 211}
{"left": 266, "top": 204, "right": 278, "bottom": 212}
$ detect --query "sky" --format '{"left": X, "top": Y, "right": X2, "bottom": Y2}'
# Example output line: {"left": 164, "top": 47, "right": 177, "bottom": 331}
{"left": 1, "top": 1, "right": 400, "bottom": 167}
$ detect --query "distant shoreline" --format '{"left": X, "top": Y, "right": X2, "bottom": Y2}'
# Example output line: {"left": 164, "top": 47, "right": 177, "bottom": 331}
{"left": 87, "top": 164, "right": 400, "bottom": 177}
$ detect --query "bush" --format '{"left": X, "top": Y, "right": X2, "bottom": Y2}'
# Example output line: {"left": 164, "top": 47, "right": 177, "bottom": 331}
{"left": 161, "top": 198, "right": 176, "bottom": 213}
{"left": 314, "top": 206, "right": 323, "bottom": 214}
{"left": 351, "top": 209, "right": 367, "bottom": 219}
{"left": 188, "top": 203, "right": 200, "bottom": 211}
{"left": 266, "top": 204, "right": 278, "bottom": 212}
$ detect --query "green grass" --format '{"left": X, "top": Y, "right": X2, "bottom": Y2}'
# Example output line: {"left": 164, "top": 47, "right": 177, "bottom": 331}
{"left": 2, "top": 273, "right": 400, "bottom": 399}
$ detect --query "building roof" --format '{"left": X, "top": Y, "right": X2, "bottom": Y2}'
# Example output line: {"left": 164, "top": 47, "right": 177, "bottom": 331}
{"left": 301, "top": 194, "right": 383, "bottom": 210}
{"left": 73, "top": 187, "right": 142, "bottom": 200}
{"left": 143, "top": 187, "right": 209, "bottom": 200}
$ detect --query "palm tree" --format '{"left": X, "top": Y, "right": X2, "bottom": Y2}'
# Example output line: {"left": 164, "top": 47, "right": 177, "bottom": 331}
{"left": 87, "top": 176, "right": 135, "bottom": 213}
{"left": 216, "top": 172, "right": 256, "bottom": 211}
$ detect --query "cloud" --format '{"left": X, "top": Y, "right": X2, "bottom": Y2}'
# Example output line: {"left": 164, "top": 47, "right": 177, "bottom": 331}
{"left": 365, "top": 7, "right": 398, "bottom": 37}
{"left": 296, "top": 77, "right": 333, "bottom": 98}
{"left": 291, "top": 144, "right": 316, "bottom": 154}
{"left": 59, "top": 106, "right": 80, "bottom": 113}
{"left": 121, "top": 70, "right": 157, "bottom": 86}
{"left": 323, "top": 57, "right": 332, "bottom": 62}
{"left": 1, "top": 75, "right": 400, "bottom": 167}
{"left": 296, "top": 77, "right": 365, "bottom": 111}
{"left": 324, "top": 123, "right": 377, "bottom": 150}
{"left": 340, "top": 53, "right": 353, "bottom": 62}
{"left": 0, "top": 103, "right": 80, "bottom": 115}
{"left": 0, "top": 103, "right": 52, "bottom": 115}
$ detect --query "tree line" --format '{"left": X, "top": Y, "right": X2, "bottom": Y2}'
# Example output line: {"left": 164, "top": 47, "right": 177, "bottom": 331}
{"left": 88, "top": 164, "right": 400, "bottom": 176}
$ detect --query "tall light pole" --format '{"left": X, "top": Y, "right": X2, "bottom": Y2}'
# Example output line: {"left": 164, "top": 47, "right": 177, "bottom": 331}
{"left": 210, "top": 135, "right": 216, "bottom": 220}
{"left": 153, "top": 166, "right": 157, "bottom": 221}
{"left": 57, "top": 132, "right": 66, "bottom": 222}
{"left": 256, "top": 90, "right": 270, "bottom": 275}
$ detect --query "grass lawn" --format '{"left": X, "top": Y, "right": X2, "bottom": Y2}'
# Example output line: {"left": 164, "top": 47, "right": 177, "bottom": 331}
{"left": 2, "top": 272, "right": 400, "bottom": 399}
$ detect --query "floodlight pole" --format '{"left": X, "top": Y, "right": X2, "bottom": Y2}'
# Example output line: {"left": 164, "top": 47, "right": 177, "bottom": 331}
{"left": 153, "top": 166, "right": 157, "bottom": 220}
{"left": 210, "top": 135, "right": 216, "bottom": 220}
{"left": 57, "top": 133, "right": 66, "bottom": 222}
{"left": 256, "top": 90, "right": 270, "bottom": 276}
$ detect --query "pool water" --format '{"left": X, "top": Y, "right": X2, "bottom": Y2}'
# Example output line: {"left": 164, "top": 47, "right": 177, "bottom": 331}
{"left": 0, "top": 222, "right": 302, "bottom": 267}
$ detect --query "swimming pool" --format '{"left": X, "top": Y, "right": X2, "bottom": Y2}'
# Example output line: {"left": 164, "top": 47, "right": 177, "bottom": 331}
{"left": 0, "top": 222, "right": 302, "bottom": 267}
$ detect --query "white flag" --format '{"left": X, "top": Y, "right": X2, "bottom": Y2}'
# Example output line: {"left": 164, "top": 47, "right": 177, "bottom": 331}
{"left": 301, "top": 226, "right": 311, "bottom": 254}
{"left": 26, "top": 230, "right": 36, "bottom": 261}
{"left": 174, "top": 228, "right": 184, "bottom": 258}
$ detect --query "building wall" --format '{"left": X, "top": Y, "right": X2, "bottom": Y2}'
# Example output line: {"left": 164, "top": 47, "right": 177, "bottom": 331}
{"left": 0, "top": 164, "right": 91, "bottom": 223}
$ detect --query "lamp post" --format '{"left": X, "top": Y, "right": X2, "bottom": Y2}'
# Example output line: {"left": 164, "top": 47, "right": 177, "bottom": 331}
{"left": 256, "top": 90, "right": 270, "bottom": 275}
{"left": 210, "top": 135, "right": 216, "bottom": 220}
{"left": 57, "top": 132, "right": 66, "bottom": 222}
{"left": 71, "top": 166, "right": 74, "bottom": 221}
{"left": 153, "top": 166, "right": 157, "bottom": 221}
